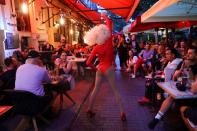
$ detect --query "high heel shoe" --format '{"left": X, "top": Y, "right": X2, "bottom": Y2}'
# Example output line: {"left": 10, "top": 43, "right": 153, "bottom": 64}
{"left": 86, "top": 109, "right": 96, "bottom": 118}
{"left": 120, "top": 112, "right": 126, "bottom": 121}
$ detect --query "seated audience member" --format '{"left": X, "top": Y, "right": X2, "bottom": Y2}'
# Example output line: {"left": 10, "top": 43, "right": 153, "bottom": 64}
{"left": 63, "top": 44, "right": 72, "bottom": 56}
{"left": 54, "top": 52, "right": 75, "bottom": 90}
{"left": 126, "top": 50, "right": 138, "bottom": 76}
{"left": 41, "top": 41, "right": 55, "bottom": 70}
{"left": 163, "top": 48, "right": 182, "bottom": 81}
{"left": 174, "top": 41, "right": 180, "bottom": 49}
{"left": 42, "top": 41, "right": 54, "bottom": 51}
{"left": 15, "top": 50, "right": 51, "bottom": 98}
{"left": 54, "top": 52, "right": 76, "bottom": 75}
{"left": 136, "top": 42, "right": 144, "bottom": 55}
{"left": 132, "top": 43, "right": 154, "bottom": 78}
{"left": 178, "top": 41, "right": 187, "bottom": 58}
{"left": 180, "top": 65, "right": 197, "bottom": 131}
{"left": 56, "top": 42, "right": 65, "bottom": 57}
{"left": 152, "top": 45, "right": 165, "bottom": 71}
{"left": 21, "top": 48, "right": 29, "bottom": 60}
{"left": 80, "top": 45, "right": 89, "bottom": 54}
{"left": 0, "top": 57, "right": 17, "bottom": 90}
{"left": 148, "top": 47, "right": 196, "bottom": 129}
{"left": 172, "top": 59, "right": 190, "bottom": 81}
{"left": 12, "top": 50, "right": 25, "bottom": 65}
{"left": 138, "top": 48, "right": 182, "bottom": 104}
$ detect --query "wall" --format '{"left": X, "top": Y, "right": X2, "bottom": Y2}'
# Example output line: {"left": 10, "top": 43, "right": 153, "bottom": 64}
{"left": 0, "top": 0, "right": 91, "bottom": 64}
{"left": 44, "top": 0, "right": 89, "bottom": 47}
{"left": 0, "top": 0, "right": 19, "bottom": 59}
{"left": 0, "top": 30, "right": 5, "bottom": 65}
{"left": 0, "top": 0, "right": 49, "bottom": 63}
{"left": 20, "top": 0, "right": 48, "bottom": 50}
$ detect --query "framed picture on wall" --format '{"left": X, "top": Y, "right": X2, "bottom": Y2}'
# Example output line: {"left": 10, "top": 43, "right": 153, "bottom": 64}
{"left": 54, "top": 33, "right": 61, "bottom": 42}
{"left": 5, "top": 32, "right": 19, "bottom": 49}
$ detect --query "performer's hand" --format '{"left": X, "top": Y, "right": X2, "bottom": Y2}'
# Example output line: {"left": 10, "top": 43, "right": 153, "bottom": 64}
{"left": 101, "top": 12, "right": 107, "bottom": 17}
{"left": 101, "top": 12, "right": 108, "bottom": 20}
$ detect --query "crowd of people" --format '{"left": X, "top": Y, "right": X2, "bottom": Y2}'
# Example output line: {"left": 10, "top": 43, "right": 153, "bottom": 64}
{"left": 113, "top": 33, "right": 197, "bottom": 129}
{"left": 0, "top": 39, "right": 94, "bottom": 116}
{"left": 0, "top": 14, "right": 197, "bottom": 130}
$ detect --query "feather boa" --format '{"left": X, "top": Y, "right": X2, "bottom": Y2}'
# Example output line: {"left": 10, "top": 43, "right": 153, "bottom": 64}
{"left": 84, "top": 24, "right": 110, "bottom": 46}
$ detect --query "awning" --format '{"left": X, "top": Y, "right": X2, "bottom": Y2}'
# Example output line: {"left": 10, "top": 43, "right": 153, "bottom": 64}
{"left": 91, "top": 0, "right": 140, "bottom": 22}
{"left": 141, "top": 0, "right": 197, "bottom": 22}
{"left": 129, "top": 16, "right": 197, "bottom": 32}
{"left": 63, "top": 0, "right": 101, "bottom": 24}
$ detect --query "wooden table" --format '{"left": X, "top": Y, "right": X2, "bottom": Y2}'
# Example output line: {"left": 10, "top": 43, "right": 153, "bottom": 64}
{"left": 81, "top": 54, "right": 90, "bottom": 57}
{"left": 39, "top": 51, "right": 54, "bottom": 53}
{"left": 67, "top": 58, "right": 86, "bottom": 63}
{"left": 49, "top": 79, "right": 75, "bottom": 111}
{"left": 157, "top": 81, "right": 197, "bottom": 99}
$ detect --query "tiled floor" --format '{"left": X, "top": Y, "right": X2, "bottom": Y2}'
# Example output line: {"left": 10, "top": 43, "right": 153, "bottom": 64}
{"left": 0, "top": 71, "right": 189, "bottom": 131}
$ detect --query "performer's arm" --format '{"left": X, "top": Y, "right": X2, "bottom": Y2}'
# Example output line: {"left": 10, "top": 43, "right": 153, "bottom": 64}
{"left": 86, "top": 48, "right": 97, "bottom": 71}
{"left": 101, "top": 12, "right": 112, "bottom": 34}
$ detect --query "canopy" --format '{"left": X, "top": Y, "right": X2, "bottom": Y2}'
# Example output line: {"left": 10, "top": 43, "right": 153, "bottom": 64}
{"left": 91, "top": 0, "right": 140, "bottom": 22}
{"left": 129, "top": 16, "right": 197, "bottom": 32}
{"left": 63, "top": 0, "right": 101, "bottom": 24}
{"left": 141, "top": 0, "right": 197, "bottom": 22}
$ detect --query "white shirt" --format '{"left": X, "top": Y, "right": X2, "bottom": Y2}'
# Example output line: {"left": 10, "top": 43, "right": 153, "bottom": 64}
{"left": 164, "top": 58, "right": 182, "bottom": 81}
{"left": 15, "top": 63, "right": 51, "bottom": 96}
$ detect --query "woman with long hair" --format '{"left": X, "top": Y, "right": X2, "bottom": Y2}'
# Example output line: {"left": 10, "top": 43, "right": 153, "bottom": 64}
{"left": 85, "top": 13, "right": 126, "bottom": 121}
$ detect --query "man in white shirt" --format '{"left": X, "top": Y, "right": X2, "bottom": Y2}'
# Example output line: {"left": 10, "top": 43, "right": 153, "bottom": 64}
{"left": 148, "top": 48, "right": 183, "bottom": 129}
{"left": 164, "top": 49, "right": 183, "bottom": 81}
{"left": 15, "top": 50, "right": 51, "bottom": 96}
{"left": 138, "top": 48, "right": 182, "bottom": 105}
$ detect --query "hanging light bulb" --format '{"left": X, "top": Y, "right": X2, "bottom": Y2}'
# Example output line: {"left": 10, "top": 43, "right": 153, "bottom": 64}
{"left": 59, "top": 17, "right": 65, "bottom": 25}
{"left": 59, "top": 11, "right": 65, "bottom": 25}
{"left": 21, "top": 2, "right": 28, "bottom": 14}
{"left": 70, "top": 29, "right": 73, "bottom": 35}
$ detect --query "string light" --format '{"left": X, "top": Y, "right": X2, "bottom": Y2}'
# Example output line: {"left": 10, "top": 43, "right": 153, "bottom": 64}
{"left": 70, "top": 29, "right": 73, "bottom": 34}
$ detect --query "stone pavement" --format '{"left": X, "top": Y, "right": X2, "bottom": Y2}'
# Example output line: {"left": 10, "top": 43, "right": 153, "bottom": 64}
{"left": 69, "top": 71, "right": 188, "bottom": 131}
{"left": 0, "top": 71, "right": 189, "bottom": 131}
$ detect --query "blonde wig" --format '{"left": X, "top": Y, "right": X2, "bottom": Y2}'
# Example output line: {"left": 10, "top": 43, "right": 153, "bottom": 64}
{"left": 84, "top": 24, "right": 111, "bottom": 46}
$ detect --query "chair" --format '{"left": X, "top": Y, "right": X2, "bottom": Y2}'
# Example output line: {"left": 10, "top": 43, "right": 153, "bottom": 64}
{"left": 11, "top": 90, "right": 52, "bottom": 131}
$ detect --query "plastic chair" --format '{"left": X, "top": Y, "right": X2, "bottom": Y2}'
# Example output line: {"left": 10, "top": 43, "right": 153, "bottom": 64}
{"left": 11, "top": 90, "right": 52, "bottom": 131}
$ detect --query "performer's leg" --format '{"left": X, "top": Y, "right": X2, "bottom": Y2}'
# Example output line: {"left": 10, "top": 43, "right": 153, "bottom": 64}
{"left": 105, "top": 66, "right": 124, "bottom": 112}
{"left": 88, "top": 70, "right": 103, "bottom": 111}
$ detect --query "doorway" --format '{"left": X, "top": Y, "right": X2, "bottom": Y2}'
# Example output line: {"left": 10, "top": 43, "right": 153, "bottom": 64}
{"left": 21, "top": 36, "right": 29, "bottom": 51}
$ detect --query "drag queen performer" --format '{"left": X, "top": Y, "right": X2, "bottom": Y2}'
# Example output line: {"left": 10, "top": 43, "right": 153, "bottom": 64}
{"left": 85, "top": 13, "right": 126, "bottom": 121}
